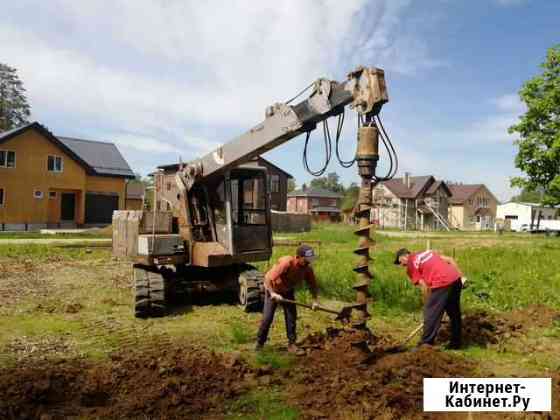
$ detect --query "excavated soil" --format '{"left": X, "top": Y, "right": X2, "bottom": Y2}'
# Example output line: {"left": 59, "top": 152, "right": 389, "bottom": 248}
{"left": 1, "top": 306, "right": 558, "bottom": 419}
{"left": 0, "top": 346, "right": 252, "bottom": 420}
{"left": 438, "top": 304, "right": 560, "bottom": 347}
{"left": 288, "top": 328, "right": 475, "bottom": 420}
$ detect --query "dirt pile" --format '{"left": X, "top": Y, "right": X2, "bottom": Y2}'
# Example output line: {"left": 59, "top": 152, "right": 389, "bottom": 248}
{"left": 438, "top": 304, "right": 560, "bottom": 347}
{"left": 0, "top": 346, "right": 252, "bottom": 420}
{"left": 289, "top": 328, "right": 474, "bottom": 420}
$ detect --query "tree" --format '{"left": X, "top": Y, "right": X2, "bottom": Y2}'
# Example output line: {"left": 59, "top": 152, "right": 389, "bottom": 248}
{"left": 341, "top": 182, "right": 360, "bottom": 211}
{"left": 287, "top": 178, "right": 296, "bottom": 193}
{"left": 0, "top": 63, "right": 31, "bottom": 131}
{"left": 309, "top": 172, "right": 344, "bottom": 193}
{"left": 511, "top": 187, "right": 543, "bottom": 203}
{"left": 509, "top": 45, "right": 560, "bottom": 205}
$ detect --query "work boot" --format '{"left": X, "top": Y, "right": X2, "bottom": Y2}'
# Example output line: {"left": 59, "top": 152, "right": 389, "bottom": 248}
{"left": 444, "top": 342, "right": 461, "bottom": 350}
{"left": 287, "top": 343, "right": 305, "bottom": 356}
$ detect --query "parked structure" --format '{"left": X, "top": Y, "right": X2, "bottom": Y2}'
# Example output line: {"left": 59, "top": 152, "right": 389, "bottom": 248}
{"left": 448, "top": 184, "right": 499, "bottom": 231}
{"left": 0, "top": 122, "right": 135, "bottom": 230}
{"left": 157, "top": 156, "right": 293, "bottom": 211}
{"left": 287, "top": 188, "right": 343, "bottom": 222}
{"left": 372, "top": 173, "right": 451, "bottom": 231}
{"left": 497, "top": 202, "right": 560, "bottom": 231}
{"left": 125, "top": 181, "right": 146, "bottom": 210}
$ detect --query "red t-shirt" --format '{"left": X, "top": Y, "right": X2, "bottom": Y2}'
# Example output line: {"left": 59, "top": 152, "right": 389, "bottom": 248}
{"left": 265, "top": 256, "right": 318, "bottom": 295}
{"left": 406, "top": 251, "right": 460, "bottom": 289}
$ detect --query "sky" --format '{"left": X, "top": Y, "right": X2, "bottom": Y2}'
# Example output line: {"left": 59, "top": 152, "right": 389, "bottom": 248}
{"left": 1, "top": 0, "right": 558, "bottom": 201}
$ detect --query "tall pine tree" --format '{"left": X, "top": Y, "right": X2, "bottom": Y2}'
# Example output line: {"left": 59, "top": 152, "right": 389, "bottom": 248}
{"left": 0, "top": 63, "right": 31, "bottom": 131}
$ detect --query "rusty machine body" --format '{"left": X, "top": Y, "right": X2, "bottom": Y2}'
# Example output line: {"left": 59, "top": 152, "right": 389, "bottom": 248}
{"left": 133, "top": 67, "right": 393, "bottom": 320}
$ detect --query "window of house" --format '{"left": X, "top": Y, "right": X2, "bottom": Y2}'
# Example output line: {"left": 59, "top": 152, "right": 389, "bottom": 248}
{"left": 311, "top": 198, "right": 319, "bottom": 207}
{"left": 47, "top": 155, "right": 63, "bottom": 172}
{"left": 34, "top": 189, "right": 43, "bottom": 199}
{"left": 0, "top": 188, "right": 4, "bottom": 206}
{"left": 49, "top": 191, "right": 57, "bottom": 199}
{"left": 476, "top": 215, "right": 481, "bottom": 223}
{"left": 505, "top": 215, "right": 518, "bottom": 220}
{"left": 0, "top": 150, "right": 16, "bottom": 168}
{"left": 270, "top": 174, "right": 280, "bottom": 193}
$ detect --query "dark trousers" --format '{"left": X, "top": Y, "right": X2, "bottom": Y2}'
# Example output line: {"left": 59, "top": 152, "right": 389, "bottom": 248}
{"left": 257, "top": 289, "right": 297, "bottom": 346}
{"left": 421, "top": 279, "right": 462, "bottom": 346}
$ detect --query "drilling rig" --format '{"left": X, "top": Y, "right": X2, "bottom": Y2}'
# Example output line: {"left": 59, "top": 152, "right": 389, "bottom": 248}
{"left": 129, "top": 66, "right": 396, "bottom": 328}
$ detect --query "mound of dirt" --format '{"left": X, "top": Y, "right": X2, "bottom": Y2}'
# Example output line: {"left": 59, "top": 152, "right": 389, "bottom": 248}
{"left": 438, "top": 304, "right": 560, "bottom": 347}
{"left": 289, "top": 328, "right": 474, "bottom": 420}
{"left": 0, "top": 346, "right": 252, "bottom": 419}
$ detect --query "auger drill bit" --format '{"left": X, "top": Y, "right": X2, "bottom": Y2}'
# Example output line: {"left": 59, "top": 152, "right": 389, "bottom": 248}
{"left": 351, "top": 123, "right": 380, "bottom": 352}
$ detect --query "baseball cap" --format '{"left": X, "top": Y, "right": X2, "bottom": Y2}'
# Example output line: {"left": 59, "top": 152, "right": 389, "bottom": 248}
{"left": 296, "top": 244, "right": 316, "bottom": 263}
{"left": 394, "top": 248, "right": 410, "bottom": 265}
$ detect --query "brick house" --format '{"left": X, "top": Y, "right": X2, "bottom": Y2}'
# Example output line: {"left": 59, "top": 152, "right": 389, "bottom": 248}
{"left": 156, "top": 156, "right": 293, "bottom": 211}
{"left": 448, "top": 184, "right": 499, "bottom": 230}
{"left": 287, "top": 188, "right": 343, "bottom": 221}
{"left": 372, "top": 173, "right": 452, "bottom": 231}
{"left": 0, "top": 122, "right": 135, "bottom": 230}
{"left": 253, "top": 157, "right": 293, "bottom": 211}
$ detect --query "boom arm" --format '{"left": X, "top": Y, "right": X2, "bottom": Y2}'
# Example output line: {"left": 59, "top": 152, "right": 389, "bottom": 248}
{"left": 178, "top": 67, "right": 388, "bottom": 189}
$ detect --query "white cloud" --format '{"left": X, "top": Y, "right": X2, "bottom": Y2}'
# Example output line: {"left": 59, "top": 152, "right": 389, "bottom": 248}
{"left": 493, "top": 93, "right": 525, "bottom": 113}
{"left": 1, "top": 0, "right": 443, "bottom": 181}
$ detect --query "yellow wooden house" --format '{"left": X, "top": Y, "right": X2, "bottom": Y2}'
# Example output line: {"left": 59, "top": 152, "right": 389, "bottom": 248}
{"left": 0, "top": 122, "right": 136, "bottom": 230}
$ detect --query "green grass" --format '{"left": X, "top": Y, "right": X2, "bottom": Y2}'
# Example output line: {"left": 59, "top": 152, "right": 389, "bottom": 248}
{"left": 262, "top": 224, "right": 560, "bottom": 313}
{"left": 229, "top": 321, "right": 254, "bottom": 345}
{"left": 0, "top": 243, "right": 109, "bottom": 262}
{"left": 226, "top": 389, "right": 298, "bottom": 420}
{"left": 0, "top": 230, "right": 110, "bottom": 240}
{"left": 255, "top": 348, "right": 295, "bottom": 369}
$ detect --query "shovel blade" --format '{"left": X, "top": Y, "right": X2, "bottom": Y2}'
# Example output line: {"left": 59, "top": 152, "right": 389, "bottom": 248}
{"left": 335, "top": 306, "right": 353, "bottom": 322}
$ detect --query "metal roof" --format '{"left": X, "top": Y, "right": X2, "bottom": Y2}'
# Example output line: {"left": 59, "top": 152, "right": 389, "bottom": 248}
{"left": 0, "top": 122, "right": 135, "bottom": 178}
{"left": 382, "top": 176, "right": 433, "bottom": 199}
{"left": 58, "top": 136, "right": 135, "bottom": 178}
{"left": 287, "top": 188, "right": 343, "bottom": 198}
{"left": 448, "top": 184, "right": 499, "bottom": 205}
{"left": 156, "top": 156, "right": 293, "bottom": 178}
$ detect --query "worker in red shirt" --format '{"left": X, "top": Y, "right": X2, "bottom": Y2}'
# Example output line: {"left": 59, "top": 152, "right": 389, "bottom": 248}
{"left": 395, "top": 248, "right": 464, "bottom": 349}
{"left": 256, "top": 245, "right": 319, "bottom": 354}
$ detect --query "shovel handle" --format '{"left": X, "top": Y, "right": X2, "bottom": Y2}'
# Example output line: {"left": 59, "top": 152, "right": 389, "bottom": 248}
{"left": 277, "top": 298, "right": 341, "bottom": 316}
{"left": 402, "top": 323, "right": 423, "bottom": 345}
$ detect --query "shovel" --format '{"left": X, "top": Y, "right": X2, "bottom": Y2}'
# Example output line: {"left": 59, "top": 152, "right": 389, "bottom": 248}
{"left": 277, "top": 298, "right": 353, "bottom": 323}
{"left": 384, "top": 322, "right": 423, "bottom": 353}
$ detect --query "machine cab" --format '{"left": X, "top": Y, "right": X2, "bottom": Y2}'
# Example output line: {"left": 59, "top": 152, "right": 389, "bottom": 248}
{"left": 204, "top": 164, "right": 273, "bottom": 262}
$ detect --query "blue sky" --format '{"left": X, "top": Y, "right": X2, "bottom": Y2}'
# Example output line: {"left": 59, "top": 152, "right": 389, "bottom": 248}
{"left": 1, "top": 0, "right": 558, "bottom": 200}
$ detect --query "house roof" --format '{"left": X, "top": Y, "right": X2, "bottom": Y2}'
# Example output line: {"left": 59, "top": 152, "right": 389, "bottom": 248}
{"left": 256, "top": 157, "right": 294, "bottom": 178}
{"left": 58, "top": 136, "right": 135, "bottom": 178}
{"left": 0, "top": 122, "right": 135, "bottom": 178}
{"left": 287, "top": 188, "right": 343, "bottom": 198}
{"left": 448, "top": 184, "right": 485, "bottom": 205}
{"left": 382, "top": 176, "right": 444, "bottom": 199}
{"left": 500, "top": 201, "right": 560, "bottom": 209}
{"left": 426, "top": 180, "right": 452, "bottom": 196}
{"left": 157, "top": 157, "right": 293, "bottom": 178}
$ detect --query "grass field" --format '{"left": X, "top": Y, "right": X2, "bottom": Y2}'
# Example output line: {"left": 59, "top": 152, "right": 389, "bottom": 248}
{"left": 0, "top": 224, "right": 559, "bottom": 418}
{"left": 262, "top": 224, "right": 560, "bottom": 313}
